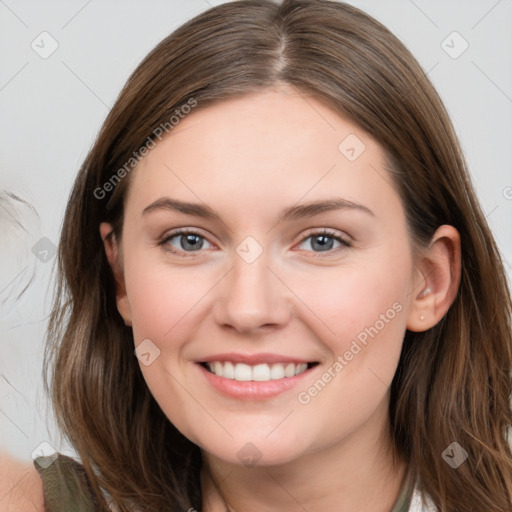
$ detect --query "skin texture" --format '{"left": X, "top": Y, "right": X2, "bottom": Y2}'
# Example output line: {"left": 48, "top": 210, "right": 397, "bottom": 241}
{"left": 0, "top": 452, "right": 44, "bottom": 511}
{"left": 101, "top": 86, "right": 460, "bottom": 511}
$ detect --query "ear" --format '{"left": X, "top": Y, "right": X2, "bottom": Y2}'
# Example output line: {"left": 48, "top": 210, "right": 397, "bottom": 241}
{"left": 100, "top": 223, "right": 132, "bottom": 326}
{"left": 406, "top": 225, "right": 461, "bottom": 332}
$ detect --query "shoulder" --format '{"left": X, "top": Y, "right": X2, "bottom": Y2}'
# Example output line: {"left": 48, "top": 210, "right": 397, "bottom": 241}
{"left": 33, "top": 452, "right": 98, "bottom": 511}
{"left": 0, "top": 452, "right": 44, "bottom": 512}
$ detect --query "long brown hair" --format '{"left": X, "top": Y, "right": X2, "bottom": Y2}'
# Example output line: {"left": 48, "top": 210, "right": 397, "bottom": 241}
{"left": 44, "top": 1, "right": 512, "bottom": 510}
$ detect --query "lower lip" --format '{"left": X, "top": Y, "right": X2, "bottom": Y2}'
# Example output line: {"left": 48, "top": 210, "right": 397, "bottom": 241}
{"left": 196, "top": 363, "right": 316, "bottom": 400}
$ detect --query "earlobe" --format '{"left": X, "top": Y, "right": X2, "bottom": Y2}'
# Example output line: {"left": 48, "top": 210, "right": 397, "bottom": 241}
{"left": 406, "top": 225, "right": 461, "bottom": 332}
{"left": 99, "top": 223, "right": 132, "bottom": 326}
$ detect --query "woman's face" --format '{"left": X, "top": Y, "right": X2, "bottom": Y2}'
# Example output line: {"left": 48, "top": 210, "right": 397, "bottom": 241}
{"left": 107, "top": 86, "right": 422, "bottom": 467}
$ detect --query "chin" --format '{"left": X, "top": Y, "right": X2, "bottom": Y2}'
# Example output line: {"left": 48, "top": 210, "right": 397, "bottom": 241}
{"left": 196, "top": 431, "right": 312, "bottom": 468}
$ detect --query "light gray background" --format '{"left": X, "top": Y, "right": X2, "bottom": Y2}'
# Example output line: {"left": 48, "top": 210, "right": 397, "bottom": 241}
{"left": 1, "top": 0, "right": 511, "bottom": 462}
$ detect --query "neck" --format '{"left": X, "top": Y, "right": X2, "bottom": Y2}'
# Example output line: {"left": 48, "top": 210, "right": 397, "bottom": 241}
{"left": 201, "top": 399, "right": 409, "bottom": 512}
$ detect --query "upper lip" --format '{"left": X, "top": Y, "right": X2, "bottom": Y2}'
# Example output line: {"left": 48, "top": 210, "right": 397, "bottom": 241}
{"left": 197, "top": 352, "right": 316, "bottom": 365}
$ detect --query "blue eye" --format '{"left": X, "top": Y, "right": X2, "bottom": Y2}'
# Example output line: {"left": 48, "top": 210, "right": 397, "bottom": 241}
{"left": 158, "top": 228, "right": 350, "bottom": 257}
{"left": 298, "top": 230, "right": 351, "bottom": 253}
{"left": 160, "top": 230, "right": 213, "bottom": 256}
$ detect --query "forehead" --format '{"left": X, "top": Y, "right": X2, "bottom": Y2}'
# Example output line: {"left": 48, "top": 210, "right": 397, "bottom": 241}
{"left": 124, "top": 88, "right": 401, "bottom": 224}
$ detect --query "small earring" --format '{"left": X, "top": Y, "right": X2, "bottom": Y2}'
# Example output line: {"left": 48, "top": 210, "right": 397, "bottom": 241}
{"left": 421, "top": 287, "right": 432, "bottom": 297}
{"left": 419, "top": 315, "right": 425, "bottom": 321}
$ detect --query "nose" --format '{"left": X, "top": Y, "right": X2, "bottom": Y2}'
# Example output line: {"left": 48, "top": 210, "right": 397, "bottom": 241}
{"left": 213, "top": 250, "right": 293, "bottom": 334}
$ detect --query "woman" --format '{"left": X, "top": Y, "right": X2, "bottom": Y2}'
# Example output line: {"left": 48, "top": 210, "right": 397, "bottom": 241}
{"left": 40, "top": 1, "right": 512, "bottom": 511}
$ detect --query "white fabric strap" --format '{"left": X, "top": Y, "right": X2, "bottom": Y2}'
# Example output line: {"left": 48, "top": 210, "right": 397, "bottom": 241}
{"left": 408, "top": 486, "right": 438, "bottom": 511}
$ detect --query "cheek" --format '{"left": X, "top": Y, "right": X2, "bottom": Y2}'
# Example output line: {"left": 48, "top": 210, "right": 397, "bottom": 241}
{"left": 121, "top": 254, "right": 209, "bottom": 439}
{"left": 286, "top": 248, "right": 412, "bottom": 403}
{"left": 286, "top": 253, "right": 411, "bottom": 348}
{"left": 289, "top": 261, "right": 409, "bottom": 446}
{"left": 123, "top": 254, "right": 212, "bottom": 342}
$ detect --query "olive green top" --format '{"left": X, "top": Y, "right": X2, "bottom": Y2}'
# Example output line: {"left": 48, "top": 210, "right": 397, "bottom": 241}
{"left": 34, "top": 453, "right": 415, "bottom": 511}
{"left": 34, "top": 453, "right": 97, "bottom": 511}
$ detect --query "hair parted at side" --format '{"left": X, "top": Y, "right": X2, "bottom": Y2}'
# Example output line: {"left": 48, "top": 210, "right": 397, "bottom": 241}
{"left": 44, "top": 1, "right": 512, "bottom": 511}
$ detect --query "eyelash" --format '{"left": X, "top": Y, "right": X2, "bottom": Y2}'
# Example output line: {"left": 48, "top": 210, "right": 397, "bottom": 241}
{"left": 157, "top": 228, "right": 352, "bottom": 258}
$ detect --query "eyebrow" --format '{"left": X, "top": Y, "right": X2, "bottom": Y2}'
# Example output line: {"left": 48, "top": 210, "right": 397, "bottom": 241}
{"left": 142, "top": 197, "right": 374, "bottom": 222}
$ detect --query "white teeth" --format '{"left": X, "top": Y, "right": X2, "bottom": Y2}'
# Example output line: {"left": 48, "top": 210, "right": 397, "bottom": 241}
{"left": 234, "top": 363, "right": 252, "bottom": 381}
{"left": 252, "top": 364, "right": 270, "bottom": 381}
{"left": 270, "top": 364, "right": 284, "bottom": 380}
{"left": 223, "top": 361, "right": 235, "bottom": 379}
{"left": 204, "top": 361, "right": 311, "bottom": 381}
{"left": 284, "top": 363, "right": 296, "bottom": 377}
{"left": 295, "top": 363, "right": 308, "bottom": 375}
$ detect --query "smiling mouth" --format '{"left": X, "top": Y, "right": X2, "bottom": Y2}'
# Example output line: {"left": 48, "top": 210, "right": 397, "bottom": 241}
{"left": 199, "top": 361, "right": 319, "bottom": 381}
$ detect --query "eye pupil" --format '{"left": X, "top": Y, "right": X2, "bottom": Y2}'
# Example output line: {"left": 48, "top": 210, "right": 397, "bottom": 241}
{"left": 312, "top": 235, "right": 334, "bottom": 252}
{"left": 181, "top": 234, "right": 203, "bottom": 251}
